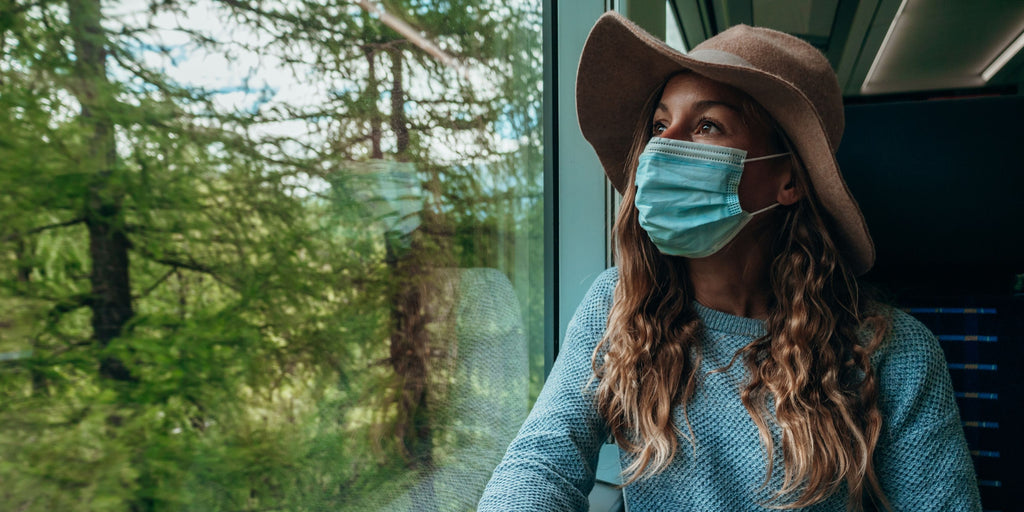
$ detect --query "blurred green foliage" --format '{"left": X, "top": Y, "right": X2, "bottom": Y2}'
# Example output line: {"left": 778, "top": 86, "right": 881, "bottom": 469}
{"left": 0, "top": 0, "right": 543, "bottom": 510}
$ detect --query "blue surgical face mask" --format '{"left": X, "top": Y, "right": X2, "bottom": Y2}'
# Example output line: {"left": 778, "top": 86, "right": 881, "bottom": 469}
{"left": 634, "top": 137, "right": 789, "bottom": 258}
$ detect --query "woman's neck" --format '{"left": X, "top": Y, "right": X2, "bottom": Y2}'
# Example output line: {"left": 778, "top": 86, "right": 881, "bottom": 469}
{"left": 686, "top": 222, "right": 776, "bottom": 319}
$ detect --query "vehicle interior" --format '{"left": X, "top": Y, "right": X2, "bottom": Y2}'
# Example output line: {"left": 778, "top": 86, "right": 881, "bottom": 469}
{"left": 579, "top": 1, "right": 1024, "bottom": 510}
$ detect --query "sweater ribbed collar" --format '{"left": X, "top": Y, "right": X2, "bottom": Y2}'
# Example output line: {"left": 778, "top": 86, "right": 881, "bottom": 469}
{"left": 693, "top": 301, "right": 767, "bottom": 338}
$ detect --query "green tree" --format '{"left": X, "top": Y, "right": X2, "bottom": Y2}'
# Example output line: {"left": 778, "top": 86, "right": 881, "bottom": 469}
{"left": 1, "top": 0, "right": 372, "bottom": 508}
{"left": 0, "top": 0, "right": 542, "bottom": 509}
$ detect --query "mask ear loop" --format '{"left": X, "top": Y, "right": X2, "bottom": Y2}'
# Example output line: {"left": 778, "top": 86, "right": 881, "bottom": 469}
{"left": 749, "top": 202, "right": 780, "bottom": 216}
{"left": 743, "top": 152, "right": 790, "bottom": 163}
{"left": 741, "top": 152, "right": 790, "bottom": 214}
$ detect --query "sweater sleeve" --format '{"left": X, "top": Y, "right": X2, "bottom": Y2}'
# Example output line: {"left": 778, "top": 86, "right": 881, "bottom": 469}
{"left": 477, "top": 268, "right": 617, "bottom": 512}
{"left": 873, "top": 309, "right": 982, "bottom": 511}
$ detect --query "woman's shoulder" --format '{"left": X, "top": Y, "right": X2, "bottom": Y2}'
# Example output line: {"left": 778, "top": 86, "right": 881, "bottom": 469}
{"left": 867, "top": 306, "right": 969, "bottom": 466}
{"left": 868, "top": 305, "right": 952, "bottom": 401}
{"left": 870, "top": 306, "right": 944, "bottom": 365}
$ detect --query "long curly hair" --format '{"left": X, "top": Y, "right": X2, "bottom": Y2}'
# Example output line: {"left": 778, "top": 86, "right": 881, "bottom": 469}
{"left": 591, "top": 78, "right": 891, "bottom": 510}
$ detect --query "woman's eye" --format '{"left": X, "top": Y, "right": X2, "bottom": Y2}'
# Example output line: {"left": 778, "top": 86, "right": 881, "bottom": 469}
{"left": 697, "top": 120, "right": 721, "bottom": 135}
{"left": 652, "top": 122, "right": 667, "bottom": 135}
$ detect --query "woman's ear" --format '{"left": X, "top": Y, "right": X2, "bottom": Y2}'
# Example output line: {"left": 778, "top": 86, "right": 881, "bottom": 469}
{"left": 775, "top": 168, "right": 804, "bottom": 206}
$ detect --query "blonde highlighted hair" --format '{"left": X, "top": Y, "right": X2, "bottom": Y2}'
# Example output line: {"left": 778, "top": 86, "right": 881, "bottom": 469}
{"left": 591, "top": 78, "right": 891, "bottom": 510}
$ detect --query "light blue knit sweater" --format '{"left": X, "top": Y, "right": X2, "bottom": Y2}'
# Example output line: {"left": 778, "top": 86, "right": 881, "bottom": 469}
{"left": 478, "top": 267, "right": 981, "bottom": 511}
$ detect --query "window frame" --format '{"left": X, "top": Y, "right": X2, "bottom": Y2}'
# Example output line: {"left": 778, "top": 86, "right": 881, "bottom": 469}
{"left": 544, "top": 0, "right": 668, "bottom": 494}
{"left": 544, "top": 0, "right": 666, "bottom": 374}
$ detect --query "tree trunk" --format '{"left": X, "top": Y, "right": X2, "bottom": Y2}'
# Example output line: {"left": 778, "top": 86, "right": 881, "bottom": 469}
{"left": 364, "top": 46, "right": 383, "bottom": 159}
{"left": 389, "top": 47, "right": 409, "bottom": 158}
{"left": 387, "top": 241, "right": 434, "bottom": 468}
{"left": 67, "top": 0, "right": 134, "bottom": 382}
{"left": 384, "top": 45, "right": 437, "bottom": 472}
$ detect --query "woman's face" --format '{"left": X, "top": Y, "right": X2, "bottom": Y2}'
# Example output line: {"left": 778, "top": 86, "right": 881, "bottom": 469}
{"left": 651, "top": 73, "right": 793, "bottom": 212}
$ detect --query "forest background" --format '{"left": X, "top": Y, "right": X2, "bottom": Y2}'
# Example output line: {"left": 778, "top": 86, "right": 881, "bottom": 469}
{"left": 0, "top": 0, "right": 543, "bottom": 509}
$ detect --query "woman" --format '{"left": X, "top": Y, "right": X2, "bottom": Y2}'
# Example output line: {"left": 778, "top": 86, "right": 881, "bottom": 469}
{"left": 479, "top": 12, "right": 981, "bottom": 511}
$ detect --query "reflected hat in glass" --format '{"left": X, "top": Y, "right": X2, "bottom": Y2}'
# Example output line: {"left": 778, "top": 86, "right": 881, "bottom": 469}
{"left": 576, "top": 12, "right": 874, "bottom": 275}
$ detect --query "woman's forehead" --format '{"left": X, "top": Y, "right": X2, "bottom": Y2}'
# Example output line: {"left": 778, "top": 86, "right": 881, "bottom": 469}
{"left": 659, "top": 73, "right": 752, "bottom": 109}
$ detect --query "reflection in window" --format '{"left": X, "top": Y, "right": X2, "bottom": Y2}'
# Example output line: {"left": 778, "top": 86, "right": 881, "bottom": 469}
{"left": 0, "top": 0, "right": 542, "bottom": 509}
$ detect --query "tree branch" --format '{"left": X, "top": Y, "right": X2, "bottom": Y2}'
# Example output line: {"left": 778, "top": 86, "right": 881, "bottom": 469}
{"left": 134, "top": 268, "right": 176, "bottom": 300}
{"left": 135, "top": 247, "right": 239, "bottom": 292}
{"left": 1, "top": 217, "right": 86, "bottom": 243}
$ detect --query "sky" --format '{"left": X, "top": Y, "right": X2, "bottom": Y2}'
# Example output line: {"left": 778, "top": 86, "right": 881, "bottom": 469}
{"left": 94, "top": 0, "right": 543, "bottom": 193}
{"left": 106, "top": 0, "right": 341, "bottom": 154}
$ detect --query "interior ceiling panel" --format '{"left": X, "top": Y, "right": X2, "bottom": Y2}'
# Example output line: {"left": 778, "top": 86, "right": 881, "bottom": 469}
{"left": 667, "top": 0, "right": 1024, "bottom": 97}
{"left": 862, "top": 0, "right": 1024, "bottom": 94}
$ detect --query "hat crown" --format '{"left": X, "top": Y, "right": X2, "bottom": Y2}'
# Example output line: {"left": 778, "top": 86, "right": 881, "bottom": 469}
{"left": 692, "top": 25, "right": 844, "bottom": 150}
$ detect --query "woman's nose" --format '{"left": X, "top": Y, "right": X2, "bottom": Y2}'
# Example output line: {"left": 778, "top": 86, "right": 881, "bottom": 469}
{"left": 658, "top": 122, "right": 690, "bottom": 142}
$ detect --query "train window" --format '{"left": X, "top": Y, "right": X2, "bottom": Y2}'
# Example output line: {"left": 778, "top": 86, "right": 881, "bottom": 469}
{"left": 0, "top": 0, "right": 543, "bottom": 510}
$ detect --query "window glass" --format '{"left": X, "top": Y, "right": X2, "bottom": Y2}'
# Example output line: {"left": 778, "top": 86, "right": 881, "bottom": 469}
{"left": 666, "top": 0, "right": 688, "bottom": 51}
{"left": 0, "top": 0, "right": 542, "bottom": 509}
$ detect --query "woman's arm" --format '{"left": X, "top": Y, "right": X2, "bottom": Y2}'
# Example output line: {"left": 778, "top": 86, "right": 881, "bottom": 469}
{"left": 873, "top": 309, "right": 982, "bottom": 511}
{"left": 477, "top": 268, "right": 618, "bottom": 512}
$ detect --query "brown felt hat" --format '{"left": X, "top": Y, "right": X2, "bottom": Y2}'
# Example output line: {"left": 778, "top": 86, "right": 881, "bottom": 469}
{"left": 577, "top": 12, "right": 875, "bottom": 275}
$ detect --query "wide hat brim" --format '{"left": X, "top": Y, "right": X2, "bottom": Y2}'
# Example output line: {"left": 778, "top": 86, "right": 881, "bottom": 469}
{"left": 577, "top": 12, "right": 875, "bottom": 275}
